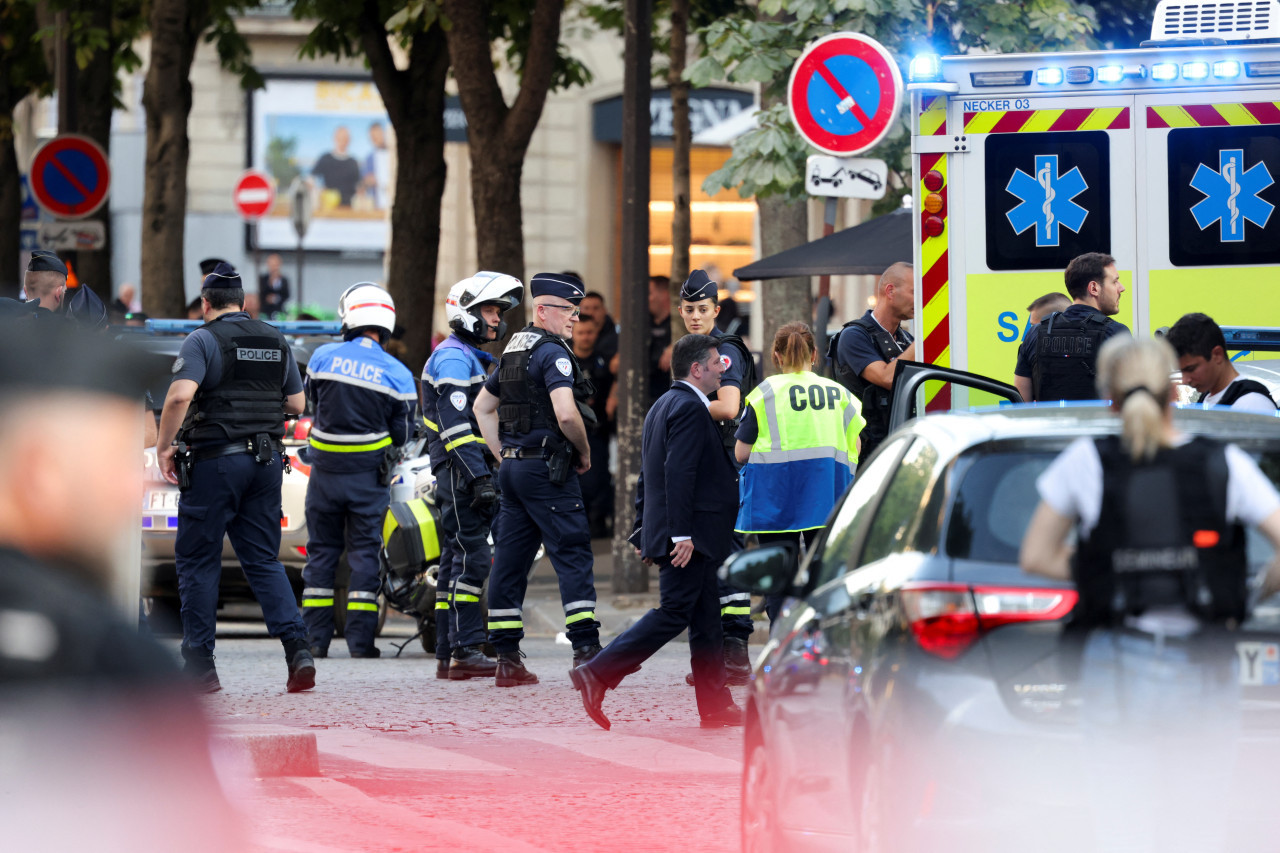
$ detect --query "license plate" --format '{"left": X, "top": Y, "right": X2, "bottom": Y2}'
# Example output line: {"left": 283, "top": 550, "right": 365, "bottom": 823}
{"left": 145, "top": 490, "right": 180, "bottom": 512}
{"left": 1237, "top": 642, "right": 1280, "bottom": 686}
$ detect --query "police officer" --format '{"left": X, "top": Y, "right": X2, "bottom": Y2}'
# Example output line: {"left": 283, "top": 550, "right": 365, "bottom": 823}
{"left": 831, "top": 262, "right": 915, "bottom": 462}
{"left": 474, "top": 272, "right": 601, "bottom": 686}
{"left": 300, "top": 283, "right": 417, "bottom": 659}
{"left": 22, "top": 250, "right": 68, "bottom": 311}
{"left": 1013, "top": 252, "right": 1129, "bottom": 403}
{"left": 677, "top": 269, "right": 756, "bottom": 683}
{"left": 156, "top": 262, "right": 315, "bottom": 693}
{"left": 422, "top": 271, "right": 523, "bottom": 680}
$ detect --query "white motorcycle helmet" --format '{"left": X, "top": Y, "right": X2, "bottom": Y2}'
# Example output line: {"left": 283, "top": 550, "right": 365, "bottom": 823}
{"left": 338, "top": 282, "right": 396, "bottom": 341}
{"left": 446, "top": 271, "right": 523, "bottom": 345}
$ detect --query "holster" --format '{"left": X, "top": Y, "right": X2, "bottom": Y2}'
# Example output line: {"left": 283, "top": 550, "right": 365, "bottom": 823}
{"left": 252, "top": 432, "right": 277, "bottom": 464}
{"left": 175, "top": 442, "right": 193, "bottom": 491}
{"left": 544, "top": 435, "right": 573, "bottom": 486}
{"left": 378, "top": 446, "right": 399, "bottom": 487}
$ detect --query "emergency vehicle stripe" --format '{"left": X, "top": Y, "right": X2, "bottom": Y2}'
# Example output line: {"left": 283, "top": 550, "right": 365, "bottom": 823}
{"left": 918, "top": 95, "right": 947, "bottom": 136}
{"left": 919, "top": 152, "right": 951, "bottom": 411}
{"left": 962, "top": 107, "right": 1130, "bottom": 134}
{"left": 1146, "top": 101, "right": 1280, "bottom": 128}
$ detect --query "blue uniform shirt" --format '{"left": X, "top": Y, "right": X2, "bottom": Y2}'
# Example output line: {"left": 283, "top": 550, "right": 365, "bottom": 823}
{"left": 835, "top": 310, "right": 912, "bottom": 381}
{"left": 422, "top": 334, "right": 495, "bottom": 484}
{"left": 172, "top": 311, "right": 304, "bottom": 395}
{"left": 710, "top": 327, "right": 745, "bottom": 400}
{"left": 305, "top": 336, "right": 417, "bottom": 472}
{"left": 483, "top": 335, "right": 576, "bottom": 450}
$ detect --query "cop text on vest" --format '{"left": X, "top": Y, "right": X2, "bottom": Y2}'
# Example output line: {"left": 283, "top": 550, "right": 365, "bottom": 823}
{"left": 789, "top": 384, "right": 843, "bottom": 412}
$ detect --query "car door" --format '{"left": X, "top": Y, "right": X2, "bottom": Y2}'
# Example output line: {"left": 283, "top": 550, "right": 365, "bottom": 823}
{"left": 888, "top": 360, "right": 1024, "bottom": 433}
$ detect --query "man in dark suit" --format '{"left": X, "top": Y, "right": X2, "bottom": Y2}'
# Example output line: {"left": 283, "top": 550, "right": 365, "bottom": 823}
{"left": 258, "top": 253, "right": 291, "bottom": 319}
{"left": 570, "top": 333, "right": 743, "bottom": 730}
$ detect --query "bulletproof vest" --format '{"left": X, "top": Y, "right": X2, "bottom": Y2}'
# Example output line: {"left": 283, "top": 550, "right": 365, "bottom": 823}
{"left": 714, "top": 332, "right": 756, "bottom": 451}
{"left": 497, "top": 325, "right": 596, "bottom": 439}
{"left": 1032, "top": 311, "right": 1112, "bottom": 402}
{"left": 829, "top": 315, "right": 909, "bottom": 456}
{"left": 180, "top": 316, "right": 289, "bottom": 445}
{"left": 1202, "top": 378, "right": 1277, "bottom": 410}
{"left": 1072, "top": 436, "right": 1248, "bottom": 628}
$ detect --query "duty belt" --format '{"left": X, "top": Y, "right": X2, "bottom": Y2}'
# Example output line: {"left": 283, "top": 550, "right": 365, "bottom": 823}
{"left": 191, "top": 438, "right": 283, "bottom": 463}
{"left": 500, "top": 446, "right": 553, "bottom": 460}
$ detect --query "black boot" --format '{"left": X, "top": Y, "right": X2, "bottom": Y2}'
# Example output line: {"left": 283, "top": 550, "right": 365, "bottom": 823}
{"left": 450, "top": 645, "right": 498, "bottom": 679}
{"left": 283, "top": 638, "right": 316, "bottom": 693}
{"left": 725, "top": 637, "right": 752, "bottom": 686}
{"left": 436, "top": 658, "right": 452, "bottom": 680}
{"left": 572, "top": 643, "right": 602, "bottom": 669}
{"left": 495, "top": 650, "right": 538, "bottom": 687}
{"left": 181, "top": 647, "right": 221, "bottom": 694}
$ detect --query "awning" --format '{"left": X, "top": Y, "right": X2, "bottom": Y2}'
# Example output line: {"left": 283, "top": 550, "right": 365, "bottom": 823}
{"left": 733, "top": 206, "right": 913, "bottom": 280}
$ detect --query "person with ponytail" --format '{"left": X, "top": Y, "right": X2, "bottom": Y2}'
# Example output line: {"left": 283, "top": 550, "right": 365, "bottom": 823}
{"left": 734, "top": 323, "right": 866, "bottom": 622}
{"left": 1019, "top": 338, "right": 1280, "bottom": 850}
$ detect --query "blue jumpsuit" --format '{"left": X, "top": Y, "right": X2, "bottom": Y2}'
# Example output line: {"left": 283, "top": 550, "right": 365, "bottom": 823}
{"left": 301, "top": 336, "right": 417, "bottom": 656}
{"left": 422, "top": 335, "right": 498, "bottom": 660}
{"left": 172, "top": 313, "right": 308, "bottom": 657}
{"left": 485, "top": 332, "right": 601, "bottom": 654}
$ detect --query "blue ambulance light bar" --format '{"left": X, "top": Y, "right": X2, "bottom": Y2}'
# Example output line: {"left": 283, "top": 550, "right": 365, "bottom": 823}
{"left": 1151, "top": 62, "right": 1179, "bottom": 81}
{"left": 145, "top": 319, "right": 343, "bottom": 336}
{"left": 1221, "top": 327, "right": 1280, "bottom": 353}
{"left": 1213, "top": 60, "right": 1241, "bottom": 78}
{"left": 909, "top": 53, "right": 942, "bottom": 82}
{"left": 1182, "top": 61, "right": 1210, "bottom": 80}
{"left": 1035, "top": 67, "right": 1064, "bottom": 85}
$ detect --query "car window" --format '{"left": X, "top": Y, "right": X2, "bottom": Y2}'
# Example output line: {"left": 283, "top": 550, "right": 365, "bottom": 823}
{"left": 947, "top": 450, "right": 1056, "bottom": 563}
{"left": 810, "top": 437, "right": 908, "bottom": 588}
{"left": 861, "top": 439, "right": 940, "bottom": 564}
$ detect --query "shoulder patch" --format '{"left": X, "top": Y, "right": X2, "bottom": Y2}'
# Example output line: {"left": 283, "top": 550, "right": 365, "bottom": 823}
{"left": 719, "top": 353, "right": 732, "bottom": 370}
{"left": 449, "top": 391, "right": 467, "bottom": 411}
{"left": 555, "top": 357, "right": 572, "bottom": 377}
{"left": 171, "top": 357, "right": 185, "bottom": 374}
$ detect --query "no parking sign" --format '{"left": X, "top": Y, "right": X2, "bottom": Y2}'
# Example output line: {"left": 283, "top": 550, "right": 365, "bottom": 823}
{"left": 28, "top": 134, "right": 111, "bottom": 220}
{"left": 788, "top": 33, "right": 903, "bottom": 157}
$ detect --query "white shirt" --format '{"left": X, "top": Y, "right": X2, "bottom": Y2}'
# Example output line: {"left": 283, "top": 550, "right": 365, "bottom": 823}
{"left": 1037, "top": 435, "right": 1280, "bottom": 537}
{"left": 1200, "top": 377, "right": 1276, "bottom": 415}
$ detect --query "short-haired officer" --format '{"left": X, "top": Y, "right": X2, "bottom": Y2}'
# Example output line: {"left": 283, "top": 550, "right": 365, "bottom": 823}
{"left": 1167, "top": 312, "right": 1277, "bottom": 414}
{"left": 474, "top": 273, "right": 601, "bottom": 686}
{"left": 1014, "top": 252, "right": 1130, "bottom": 403}
{"left": 23, "top": 251, "right": 68, "bottom": 311}
{"left": 677, "top": 269, "right": 755, "bottom": 684}
{"left": 300, "top": 283, "right": 418, "bottom": 659}
{"left": 831, "top": 262, "right": 915, "bottom": 462}
{"left": 156, "top": 262, "right": 315, "bottom": 693}
{"left": 422, "top": 271, "right": 522, "bottom": 680}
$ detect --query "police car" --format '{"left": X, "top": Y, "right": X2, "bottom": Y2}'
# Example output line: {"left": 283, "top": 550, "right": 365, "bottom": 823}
{"left": 125, "top": 321, "right": 384, "bottom": 633}
{"left": 728, "top": 364, "right": 1280, "bottom": 852}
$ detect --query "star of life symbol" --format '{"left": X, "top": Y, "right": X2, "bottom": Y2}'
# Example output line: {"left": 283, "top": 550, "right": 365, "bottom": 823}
{"left": 1005, "top": 155, "right": 1089, "bottom": 248}
{"left": 1190, "top": 149, "right": 1274, "bottom": 243}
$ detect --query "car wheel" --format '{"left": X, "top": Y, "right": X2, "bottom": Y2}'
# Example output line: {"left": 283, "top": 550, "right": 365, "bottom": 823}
{"left": 741, "top": 739, "right": 781, "bottom": 853}
{"left": 856, "top": 747, "right": 888, "bottom": 853}
{"left": 417, "top": 612, "right": 437, "bottom": 655}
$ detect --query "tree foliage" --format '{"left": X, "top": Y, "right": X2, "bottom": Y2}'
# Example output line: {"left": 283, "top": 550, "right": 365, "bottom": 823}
{"left": 688, "top": 0, "right": 1148, "bottom": 206}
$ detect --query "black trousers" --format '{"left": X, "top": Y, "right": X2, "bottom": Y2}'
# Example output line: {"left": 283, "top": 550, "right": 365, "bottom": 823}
{"left": 585, "top": 551, "right": 732, "bottom": 716}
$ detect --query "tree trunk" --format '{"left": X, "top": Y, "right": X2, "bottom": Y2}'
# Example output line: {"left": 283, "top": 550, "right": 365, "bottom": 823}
{"left": 73, "top": 0, "right": 117, "bottom": 303}
{"left": 612, "top": 0, "right": 652, "bottom": 594}
{"left": 358, "top": 7, "right": 449, "bottom": 372}
{"left": 140, "top": 0, "right": 208, "bottom": 319}
{"left": 0, "top": 129, "right": 20, "bottom": 300}
{"left": 756, "top": 193, "right": 809, "bottom": 375}
{"left": 442, "top": 0, "right": 566, "bottom": 335}
{"left": 667, "top": 0, "right": 691, "bottom": 338}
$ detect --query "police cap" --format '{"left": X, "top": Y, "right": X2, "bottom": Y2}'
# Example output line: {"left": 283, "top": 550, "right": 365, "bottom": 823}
{"left": 27, "top": 250, "right": 67, "bottom": 276}
{"left": 198, "top": 257, "right": 229, "bottom": 277}
{"left": 530, "top": 272, "right": 585, "bottom": 305}
{"left": 0, "top": 317, "right": 162, "bottom": 402}
{"left": 201, "top": 262, "right": 243, "bottom": 291}
{"left": 680, "top": 269, "right": 717, "bottom": 303}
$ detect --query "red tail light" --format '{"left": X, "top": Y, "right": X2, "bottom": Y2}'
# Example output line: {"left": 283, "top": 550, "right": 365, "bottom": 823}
{"left": 900, "top": 583, "right": 1078, "bottom": 660}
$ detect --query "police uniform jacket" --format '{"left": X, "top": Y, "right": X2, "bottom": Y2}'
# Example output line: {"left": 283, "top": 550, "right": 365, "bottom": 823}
{"left": 305, "top": 336, "right": 417, "bottom": 473}
{"left": 422, "top": 333, "right": 495, "bottom": 484}
{"left": 630, "top": 382, "right": 740, "bottom": 563}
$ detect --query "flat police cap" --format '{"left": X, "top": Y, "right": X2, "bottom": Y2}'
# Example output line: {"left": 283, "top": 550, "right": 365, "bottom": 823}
{"left": 680, "top": 269, "right": 717, "bottom": 303}
{"left": 27, "top": 250, "right": 67, "bottom": 276}
{"left": 0, "top": 317, "right": 162, "bottom": 402}
{"left": 201, "top": 262, "right": 243, "bottom": 291}
{"left": 530, "top": 272, "right": 586, "bottom": 305}
{"left": 198, "top": 257, "right": 229, "bottom": 277}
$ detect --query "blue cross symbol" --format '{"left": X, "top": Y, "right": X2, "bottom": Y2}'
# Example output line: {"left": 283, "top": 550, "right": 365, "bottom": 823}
{"left": 1005, "top": 155, "right": 1089, "bottom": 248}
{"left": 1190, "top": 149, "right": 1274, "bottom": 243}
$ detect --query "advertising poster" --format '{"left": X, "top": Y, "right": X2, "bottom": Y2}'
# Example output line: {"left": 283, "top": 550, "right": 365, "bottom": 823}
{"left": 251, "top": 77, "right": 392, "bottom": 252}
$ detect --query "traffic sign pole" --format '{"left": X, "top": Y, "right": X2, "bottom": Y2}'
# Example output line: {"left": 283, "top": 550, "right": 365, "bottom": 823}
{"left": 233, "top": 169, "right": 276, "bottom": 316}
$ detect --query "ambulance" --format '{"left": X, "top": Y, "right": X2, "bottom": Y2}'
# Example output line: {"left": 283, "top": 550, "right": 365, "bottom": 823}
{"left": 905, "top": 0, "right": 1280, "bottom": 406}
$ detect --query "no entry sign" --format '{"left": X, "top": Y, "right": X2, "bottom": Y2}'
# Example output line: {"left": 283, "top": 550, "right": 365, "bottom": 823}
{"left": 234, "top": 169, "right": 276, "bottom": 220}
{"left": 788, "top": 33, "right": 903, "bottom": 157}
{"left": 28, "top": 134, "right": 111, "bottom": 220}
